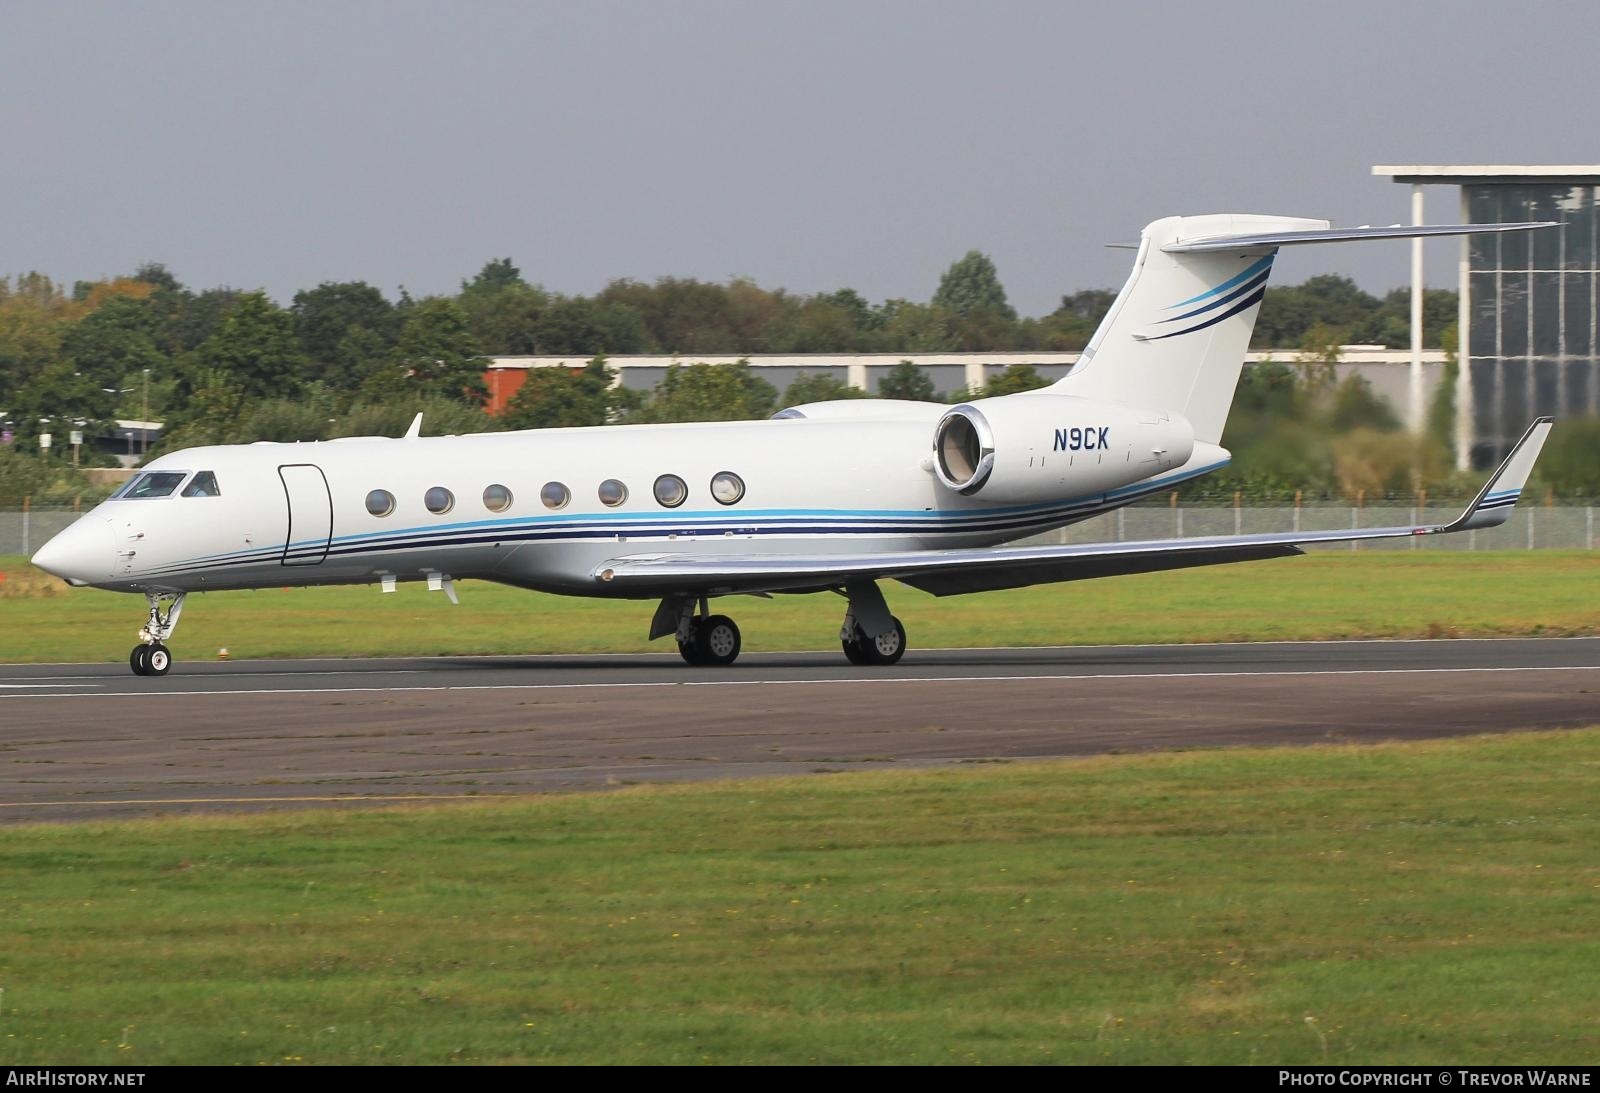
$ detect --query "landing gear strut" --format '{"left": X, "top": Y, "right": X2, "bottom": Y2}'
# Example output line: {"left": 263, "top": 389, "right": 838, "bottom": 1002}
{"left": 130, "top": 592, "right": 185, "bottom": 677}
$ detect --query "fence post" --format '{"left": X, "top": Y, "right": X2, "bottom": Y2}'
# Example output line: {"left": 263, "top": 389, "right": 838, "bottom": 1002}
{"left": 1293, "top": 490, "right": 1301, "bottom": 534}
{"left": 1350, "top": 489, "right": 1363, "bottom": 552}
{"left": 1116, "top": 507, "right": 1124, "bottom": 542}
{"left": 1587, "top": 506, "right": 1594, "bottom": 551}
{"left": 1528, "top": 509, "right": 1535, "bottom": 550}
{"left": 21, "top": 495, "right": 29, "bottom": 558}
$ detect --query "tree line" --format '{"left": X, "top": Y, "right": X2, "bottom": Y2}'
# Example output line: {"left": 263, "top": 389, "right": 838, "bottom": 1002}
{"left": 0, "top": 252, "right": 1460, "bottom": 438}
{"left": 15, "top": 247, "right": 1596, "bottom": 506}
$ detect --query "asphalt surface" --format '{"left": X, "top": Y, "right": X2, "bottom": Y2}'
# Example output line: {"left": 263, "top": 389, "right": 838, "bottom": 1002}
{"left": 3, "top": 638, "right": 1599, "bottom": 823}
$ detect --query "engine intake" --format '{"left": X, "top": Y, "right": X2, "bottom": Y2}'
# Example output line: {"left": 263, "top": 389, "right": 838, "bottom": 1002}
{"left": 933, "top": 406, "right": 995, "bottom": 494}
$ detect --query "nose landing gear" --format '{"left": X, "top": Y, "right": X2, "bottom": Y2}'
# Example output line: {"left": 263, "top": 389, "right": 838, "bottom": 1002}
{"left": 130, "top": 592, "right": 185, "bottom": 677}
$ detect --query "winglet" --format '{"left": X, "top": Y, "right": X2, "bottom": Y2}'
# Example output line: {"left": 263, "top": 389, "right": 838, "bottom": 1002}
{"left": 404, "top": 412, "right": 424, "bottom": 439}
{"left": 1435, "top": 417, "right": 1554, "bottom": 533}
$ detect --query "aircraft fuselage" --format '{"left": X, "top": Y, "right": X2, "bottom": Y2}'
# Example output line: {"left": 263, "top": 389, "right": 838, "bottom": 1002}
{"left": 41, "top": 401, "right": 1213, "bottom": 599}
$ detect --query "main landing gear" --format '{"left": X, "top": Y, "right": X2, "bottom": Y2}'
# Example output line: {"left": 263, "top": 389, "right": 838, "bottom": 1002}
{"left": 650, "top": 581, "right": 908, "bottom": 668}
{"left": 659, "top": 597, "right": 744, "bottom": 666}
{"left": 842, "top": 615, "right": 907, "bottom": 666}
{"left": 838, "top": 580, "right": 906, "bottom": 666}
{"left": 130, "top": 592, "right": 185, "bottom": 677}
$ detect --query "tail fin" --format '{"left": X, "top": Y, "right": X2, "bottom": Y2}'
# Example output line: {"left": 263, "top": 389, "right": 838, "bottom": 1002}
{"left": 1056, "top": 214, "right": 1326, "bottom": 444}
{"left": 1055, "top": 214, "right": 1555, "bottom": 445}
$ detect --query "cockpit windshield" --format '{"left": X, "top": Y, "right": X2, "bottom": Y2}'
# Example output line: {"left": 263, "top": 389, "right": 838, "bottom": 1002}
{"left": 181, "top": 471, "right": 221, "bottom": 498}
{"left": 122, "top": 472, "right": 188, "bottom": 499}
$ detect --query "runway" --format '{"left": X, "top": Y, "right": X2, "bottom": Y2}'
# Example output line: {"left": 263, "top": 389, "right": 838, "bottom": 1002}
{"left": 3, "top": 637, "right": 1599, "bottom": 824}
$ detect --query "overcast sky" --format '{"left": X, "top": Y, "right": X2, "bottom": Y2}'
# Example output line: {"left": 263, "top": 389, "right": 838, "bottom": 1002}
{"left": 4, "top": 0, "right": 1596, "bottom": 317}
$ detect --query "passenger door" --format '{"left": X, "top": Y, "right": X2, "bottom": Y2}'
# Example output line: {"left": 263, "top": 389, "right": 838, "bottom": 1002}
{"left": 279, "top": 464, "right": 332, "bottom": 567}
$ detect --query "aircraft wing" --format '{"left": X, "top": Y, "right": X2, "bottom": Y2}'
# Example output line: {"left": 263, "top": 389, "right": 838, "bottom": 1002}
{"left": 593, "top": 418, "right": 1553, "bottom": 598}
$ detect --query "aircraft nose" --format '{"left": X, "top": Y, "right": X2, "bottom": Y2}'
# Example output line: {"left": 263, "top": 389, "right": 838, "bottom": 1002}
{"left": 31, "top": 519, "right": 107, "bottom": 587}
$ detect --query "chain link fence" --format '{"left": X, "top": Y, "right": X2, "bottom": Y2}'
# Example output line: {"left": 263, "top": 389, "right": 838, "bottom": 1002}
{"left": 4, "top": 503, "right": 1596, "bottom": 559}
{"left": 2, "top": 509, "right": 84, "bottom": 557}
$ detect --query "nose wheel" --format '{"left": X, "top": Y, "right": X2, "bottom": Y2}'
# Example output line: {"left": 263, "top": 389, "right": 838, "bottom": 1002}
{"left": 129, "top": 591, "right": 185, "bottom": 677}
{"left": 130, "top": 643, "right": 173, "bottom": 677}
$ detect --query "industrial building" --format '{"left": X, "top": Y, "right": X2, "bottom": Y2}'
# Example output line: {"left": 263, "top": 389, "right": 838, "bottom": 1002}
{"left": 485, "top": 349, "right": 1448, "bottom": 419}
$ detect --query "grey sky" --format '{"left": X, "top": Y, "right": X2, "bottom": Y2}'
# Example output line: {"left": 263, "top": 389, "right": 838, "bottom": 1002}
{"left": 4, "top": 0, "right": 1596, "bottom": 318}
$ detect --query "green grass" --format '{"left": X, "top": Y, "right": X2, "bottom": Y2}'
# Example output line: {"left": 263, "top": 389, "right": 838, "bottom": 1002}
{"left": 1, "top": 729, "right": 1597, "bottom": 1064}
{"left": 1, "top": 551, "right": 1597, "bottom": 663}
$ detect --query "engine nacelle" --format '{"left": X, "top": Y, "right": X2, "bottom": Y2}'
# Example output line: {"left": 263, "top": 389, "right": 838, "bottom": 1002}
{"left": 932, "top": 393, "right": 1196, "bottom": 503}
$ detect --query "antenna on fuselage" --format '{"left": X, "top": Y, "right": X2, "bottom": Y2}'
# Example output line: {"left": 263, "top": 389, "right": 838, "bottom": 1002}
{"left": 403, "top": 412, "right": 423, "bottom": 439}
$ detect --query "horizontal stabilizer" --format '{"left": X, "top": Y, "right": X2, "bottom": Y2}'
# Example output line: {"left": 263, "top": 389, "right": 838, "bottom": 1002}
{"left": 1164, "top": 222, "right": 1558, "bottom": 254}
{"left": 592, "top": 418, "right": 1555, "bottom": 599}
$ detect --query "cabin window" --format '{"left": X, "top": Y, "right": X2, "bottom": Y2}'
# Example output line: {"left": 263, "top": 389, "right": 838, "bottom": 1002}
{"left": 482, "top": 483, "right": 513, "bottom": 512}
{"left": 710, "top": 471, "right": 745, "bottom": 505}
{"left": 598, "top": 479, "right": 628, "bottom": 507}
{"left": 652, "top": 474, "right": 688, "bottom": 508}
{"left": 181, "top": 471, "right": 221, "bottom": 498}
{"left": 365, "top": 489, "right": 396, "bottom": 517}
{"left": 124, "top": 471, "right": 187, "bottom": 499}
{"left": 111, "top": 474, "right": 143, "bottom": 498}
{"left": 424, "top": 486, "right": 455, "bottom": 515}
{"left": 541, "top": 481, "right": 570, "bottom": 510}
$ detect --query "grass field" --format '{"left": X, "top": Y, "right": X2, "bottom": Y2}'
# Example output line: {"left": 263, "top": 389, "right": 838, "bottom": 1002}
{"left": 0, "top": 729, "right": 1596, "bottom": 1065}
{"left": 2, "top": 550, "right": 1598, "bottom": 663}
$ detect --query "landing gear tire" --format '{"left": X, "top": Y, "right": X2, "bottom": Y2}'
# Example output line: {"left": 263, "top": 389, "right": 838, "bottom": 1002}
{"left": 146, "top": 644, "right": 172, "bottom": 676}
{"left": 130, "top": 644, "right": 172, "bottom": 677}
{"left": 667, "top": 597, "right": 743, "bottom": 668}
{"left": 693, "top": 614, "right": 742, "bottom": 667}
{"left": 843, "top": 616, "right": 907, "bottom": 667}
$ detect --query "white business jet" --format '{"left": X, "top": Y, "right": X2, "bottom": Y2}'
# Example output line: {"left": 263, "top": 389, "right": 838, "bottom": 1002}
{"left": 31, "top": 214, "right": 1555, "bottom": 676}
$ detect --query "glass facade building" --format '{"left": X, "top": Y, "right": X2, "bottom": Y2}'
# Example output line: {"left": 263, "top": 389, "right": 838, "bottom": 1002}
{"left": 1465, "top": 182, "right": 1600, "bottom": 465}
{"left": 1376, "top": 167, "right": 1600, "bottom": 469}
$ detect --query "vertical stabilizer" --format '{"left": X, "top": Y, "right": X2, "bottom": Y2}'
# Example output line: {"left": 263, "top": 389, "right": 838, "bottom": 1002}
{"left": 1056, "top": 214, "right": 1327, "bottom": 444}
